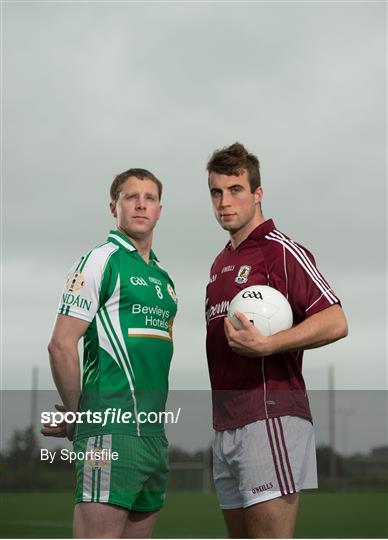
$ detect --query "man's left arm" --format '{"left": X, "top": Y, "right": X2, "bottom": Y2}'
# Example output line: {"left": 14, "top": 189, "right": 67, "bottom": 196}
{"left": 224, "top": 304, "right": 348, "bottom": 357}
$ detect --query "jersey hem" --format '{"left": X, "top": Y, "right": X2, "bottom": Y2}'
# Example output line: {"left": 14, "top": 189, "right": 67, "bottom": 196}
{"left": 213, "top": 411, "right": 313, "bottom": 431}
{"left": 306, "top": 298, "right": 341, "bottom": 318}
{"left": 73, "top": 429, "right": 166, "bottom": 441}
{"left": 57, "top": 311, "right": 93, "bottom": 323}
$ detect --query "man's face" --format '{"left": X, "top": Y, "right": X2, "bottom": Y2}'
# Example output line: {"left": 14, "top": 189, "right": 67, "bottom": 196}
{"left": 110, "top": 177, "right": 161, "bottom": 238}
{"left": 209, "top": 170, "right": 262, "bottom": 234}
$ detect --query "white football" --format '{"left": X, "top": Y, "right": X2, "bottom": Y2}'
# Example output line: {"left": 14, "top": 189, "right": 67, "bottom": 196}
{"left": 228, "top": 285, "right": 293, "bottom": 336}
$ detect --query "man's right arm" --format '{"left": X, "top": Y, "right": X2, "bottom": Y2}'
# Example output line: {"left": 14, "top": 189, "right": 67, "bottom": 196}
{"left": 47, "top": 314, "right": 90, "bottom": 414}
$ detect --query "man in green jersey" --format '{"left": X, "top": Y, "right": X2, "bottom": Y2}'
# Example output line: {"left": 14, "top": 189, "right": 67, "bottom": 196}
{"left": 44, "top": 169, "right": 177, "bottom": 538}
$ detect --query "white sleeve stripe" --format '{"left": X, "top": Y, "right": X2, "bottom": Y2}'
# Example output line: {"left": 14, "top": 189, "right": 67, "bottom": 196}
{"left": 108, "top": 234, "right": 136, "bottom": 251}
{"left": 306, "top": 291, "right": 335, "bottom": 312}
{"left": 273, "top": 231, "right": 338, "bottom": 304}
{"left": 269, "top": 230, "right": 338, "bottom": 304}
{"left": 272, "top": 230, "right": 333, "bottom": 292}
{"left": 276, "top": 231, "right": 331, "bottom": 289}
{"left": 82, "top": 243, "right": 119, "bottom": 318}
{"left": 282, "top": 244, "right": 289, "bottom": 300}
{"left": 275, "top": 232, "right": 339, "bottom": 304}
{"left": 98, "top": 244, "right": 119, "bottom": 299}
{"left": 265, "top": 235, "right": 337, "bottom": 305}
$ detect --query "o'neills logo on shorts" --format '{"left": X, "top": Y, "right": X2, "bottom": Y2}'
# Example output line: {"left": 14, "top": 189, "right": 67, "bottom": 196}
{"left": 252, "top": 482, "right": 274, "bottom": 494}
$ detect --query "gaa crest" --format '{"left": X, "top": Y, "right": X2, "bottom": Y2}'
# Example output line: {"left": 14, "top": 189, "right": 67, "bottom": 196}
{"left": 235, "top": 265, "right": 251, "bottom": 284}
{"left": 167, "top": 284, "right": 177, "bottom": 303}
{"left": 86, "top": 446, "right": 109, "bottom": 470}
{"left": 66, "top": 271, "right": 85, "bottom": 292}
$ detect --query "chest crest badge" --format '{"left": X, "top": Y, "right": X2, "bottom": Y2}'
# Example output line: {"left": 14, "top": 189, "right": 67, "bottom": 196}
{"left": 167, "top": 283, "right": 177, "bottom": 303}
{"left": 235, "top": 265, "right": 251, "bottom": 284}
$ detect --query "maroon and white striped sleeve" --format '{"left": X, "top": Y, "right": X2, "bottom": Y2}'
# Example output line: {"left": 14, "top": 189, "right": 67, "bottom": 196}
{"left": 266, "top": 230, "right": 340, "bottom": 318}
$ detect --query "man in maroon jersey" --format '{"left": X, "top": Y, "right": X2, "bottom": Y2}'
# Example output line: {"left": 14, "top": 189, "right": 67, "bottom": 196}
{"left": 205, "top": 143, "right": 348, "bottom": 538}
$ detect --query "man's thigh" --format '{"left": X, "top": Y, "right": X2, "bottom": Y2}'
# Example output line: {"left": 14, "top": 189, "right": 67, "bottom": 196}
{"left": 245, "top": 493, "right": 299, "bottom": 538}
{"left": 121, "top": 510, "right": 159, "bottom": 539}
{"left": 73, "top": 502, "right": 128, "bottom": 538}
{"left": 73, "top": 503, "right": 159, "bottom": 539}
{"left": 222, "top": 508, "right": 247, "bottom": 539}
{"left": 222, "top": 493, "right": 299, "bottom": 539}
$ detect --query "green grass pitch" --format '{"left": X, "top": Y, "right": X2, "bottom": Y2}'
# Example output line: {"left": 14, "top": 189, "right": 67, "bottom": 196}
{"left": 0, "top": 491, "right": 387, "bottom": 538}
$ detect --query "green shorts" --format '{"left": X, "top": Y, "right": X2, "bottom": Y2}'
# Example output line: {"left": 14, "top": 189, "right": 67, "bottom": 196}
{"left": 74, "top": 434, "right": 169, "bottom": 512}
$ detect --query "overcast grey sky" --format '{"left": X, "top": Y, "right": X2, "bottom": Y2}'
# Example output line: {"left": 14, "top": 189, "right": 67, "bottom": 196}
{"left": 2, "top": 0, "right": 386, "bottom": 415}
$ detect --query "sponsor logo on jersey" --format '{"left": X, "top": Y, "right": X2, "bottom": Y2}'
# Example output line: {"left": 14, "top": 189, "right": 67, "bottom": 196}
{"left": 129, "top": 293, "right": 177, "bottom": 339}
{"left": 167, "top": 284, "right": 177, "bottom": 303}
{"left": 206, "top": 300, "right": 230, "bottom": 324}
{"left": 132, "top": 304, "right": 170, "bottom": 319}
{"left": 66, "top": 271, "right": 85, "bottom": 292}
{"left": 149, "top": 277, "right": 162, "bottom": 286}
{"left": 221, "top": 265, "right": 235, "bottom": 273}
{"left": 209, "top": 274, "right": 217, "bottom": 284}
{"left": 235, "top": 265, "right": 251, "bottom": 284}
{"left": 130, "top": 276, "right": 148, "bottom": 286}
{"left": 251, "top": 482, "right": 274, "bottom": 494}
{"left": 62, "top": 293, "right": 92, "bottom": 311}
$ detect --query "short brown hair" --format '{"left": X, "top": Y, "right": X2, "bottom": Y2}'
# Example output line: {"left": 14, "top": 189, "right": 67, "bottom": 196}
{"left": 110, "top": 168, "right": 163, "bottom": 201}
{"left": 207, "top": 142, "right": 261, "bottom": 192}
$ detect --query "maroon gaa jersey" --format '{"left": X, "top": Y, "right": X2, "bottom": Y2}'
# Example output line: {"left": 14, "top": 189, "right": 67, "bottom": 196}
{"left": 206, "top": 219, "right": 340, "bottom": 430}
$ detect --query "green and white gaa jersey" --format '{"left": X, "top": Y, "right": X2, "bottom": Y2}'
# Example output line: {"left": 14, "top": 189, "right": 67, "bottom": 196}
{"left": 57, "top": 230, "right": 177, "bottom": 439}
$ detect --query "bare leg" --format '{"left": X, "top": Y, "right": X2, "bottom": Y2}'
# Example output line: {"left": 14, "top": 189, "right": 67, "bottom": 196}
{"left": 222, "top": 508, "right": 247, "bottom": 538}
{"left": 121, "top": 510, "right": 159, "bottom": 538}
{"left": 73, "top": 502, "right": 128, "bottom": 538}
{"left": 245, "top": 493, "right": 299, "bottom": 538}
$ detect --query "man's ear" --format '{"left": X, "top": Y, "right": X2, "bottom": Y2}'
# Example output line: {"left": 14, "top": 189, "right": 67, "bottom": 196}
{"left": 254, "top": 186, "right": 263, "bottom": 206}
{"left": 110, "top": 201, "right": 117, "bottom": 218}
{"left": 156, "top": 204, "right": 162, "bottom": 220}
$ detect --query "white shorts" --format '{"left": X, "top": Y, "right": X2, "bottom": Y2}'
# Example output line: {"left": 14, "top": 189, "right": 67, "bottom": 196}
{"left": 212, "top": 415, "right": 318, "bottom": 509}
